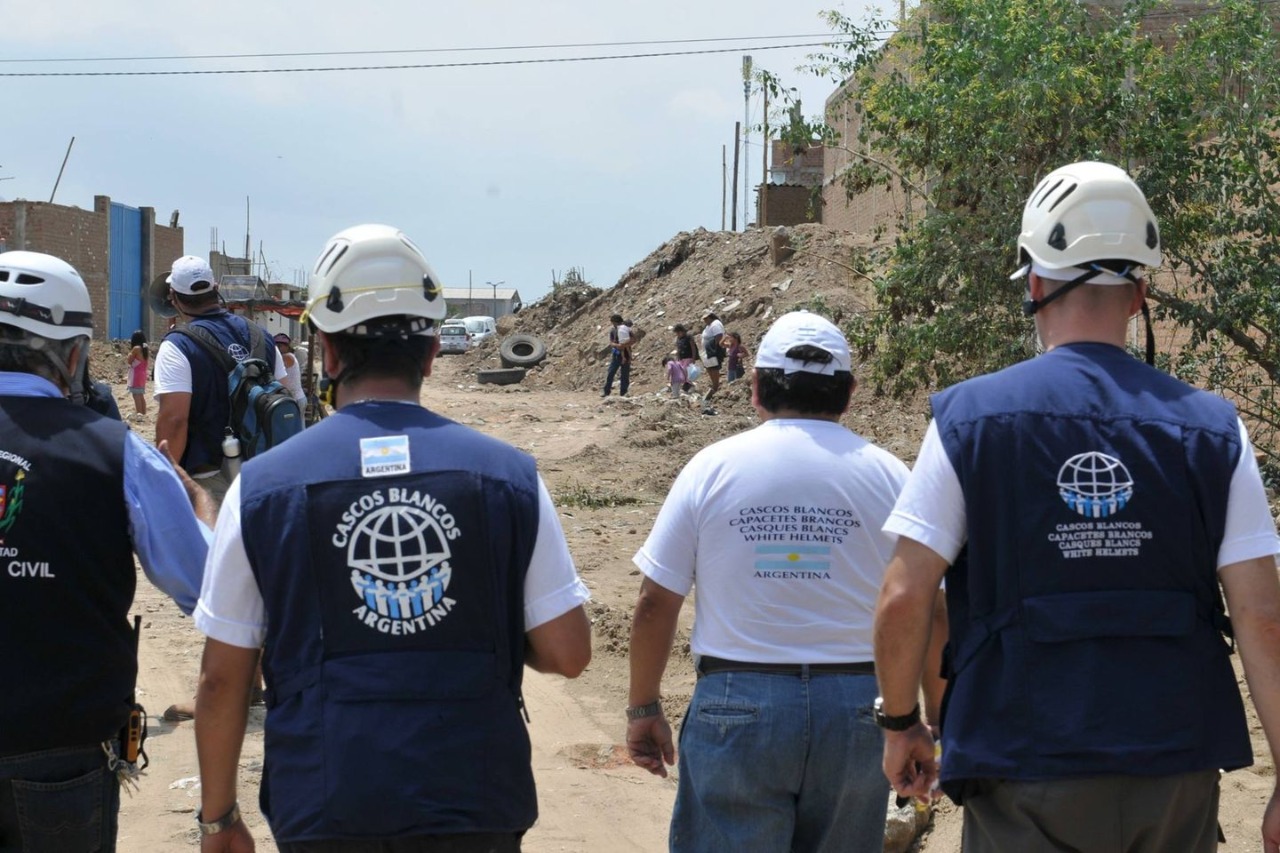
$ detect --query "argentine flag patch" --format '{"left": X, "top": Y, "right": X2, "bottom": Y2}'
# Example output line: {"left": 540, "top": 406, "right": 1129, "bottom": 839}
{"left": 360, "top": 435, "right": 411, "bottom": 478}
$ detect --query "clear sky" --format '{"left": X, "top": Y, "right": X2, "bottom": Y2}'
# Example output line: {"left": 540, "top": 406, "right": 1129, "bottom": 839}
{"left": 0, "top": 1, "right": 875, "bottom": 302}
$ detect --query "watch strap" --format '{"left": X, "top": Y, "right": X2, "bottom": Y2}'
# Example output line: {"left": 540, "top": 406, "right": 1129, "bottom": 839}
{"left": 197, "top": 802, "right": 241, "bottom": 836}
{"left": 874, "top": 698, "right": 921, "bottom": 731}
{"left": 626, "top": 700, "right": 662, "bottom": 721}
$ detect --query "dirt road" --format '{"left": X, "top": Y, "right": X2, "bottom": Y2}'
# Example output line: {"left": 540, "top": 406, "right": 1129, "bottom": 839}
{"left": 109, "top": 350, "right": 1276, "bottom": 851}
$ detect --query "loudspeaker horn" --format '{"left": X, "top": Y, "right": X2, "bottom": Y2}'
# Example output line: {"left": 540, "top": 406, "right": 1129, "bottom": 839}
{"left": 147, "top": 271, "right": 177, "bottom": 318}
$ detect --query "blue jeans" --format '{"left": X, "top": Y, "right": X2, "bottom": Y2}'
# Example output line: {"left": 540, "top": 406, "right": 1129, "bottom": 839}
{"left": 0, "top": 743, "right": 119, "bottom": 852}
{"left": 671, "top": 670, "right": 885, "bottom": 853}
{"left": 602, "top": 352, "right": 630, "bottom": 396}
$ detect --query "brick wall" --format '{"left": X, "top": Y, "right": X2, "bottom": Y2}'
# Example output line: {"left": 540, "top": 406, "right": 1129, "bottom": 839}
{"left": 821, "top": 83, "right": 922, "bottom": 239}
{"left": 150, "top": 221, "right": 185, "bottom": 342}
{"left": 0, "top": 196, "right": 184, "bottom": 341}
{"left": 761, "top": 184, "right": 821, "bottom": 227}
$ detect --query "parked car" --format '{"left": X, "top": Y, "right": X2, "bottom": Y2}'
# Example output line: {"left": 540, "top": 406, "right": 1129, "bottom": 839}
{"left": 439, "top": 323, "right": 471, "bottom": 354}
{"left": 462, "top": 316, "right": 497, "bottom": 345}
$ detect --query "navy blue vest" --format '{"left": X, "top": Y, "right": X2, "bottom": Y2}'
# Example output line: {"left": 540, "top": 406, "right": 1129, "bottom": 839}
{"left": 165, "top": 311, "right": 278, "bottom": 470}
{"left": 238, "top": 401, "right": 540, "bottom": 842}
{"left": 932, "top": 343, "right": 1252, "bottom": 799}
{"left": 0, "top": 394, "right": 135, "bottom": 755}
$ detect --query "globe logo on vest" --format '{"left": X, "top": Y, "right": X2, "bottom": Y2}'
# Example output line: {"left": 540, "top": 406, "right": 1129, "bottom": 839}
{"left": 346, "top": 501, "right": 456, "bottom": 635}
{"left": 227, "top": 342, "right": 250, "bottom": 362}
{"left": 1056, "top": 451, "right": 1134, "bottom": 518}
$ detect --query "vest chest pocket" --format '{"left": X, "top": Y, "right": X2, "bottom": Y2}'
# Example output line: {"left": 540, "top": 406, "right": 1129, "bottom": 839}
{"left": 1020, "top": 590, "right": 1201, "bottom": 758}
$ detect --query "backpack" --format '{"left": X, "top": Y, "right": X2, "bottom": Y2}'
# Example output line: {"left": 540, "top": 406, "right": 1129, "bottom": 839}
{"left": 170, "top": 321, "right": 303, "bottom": 460}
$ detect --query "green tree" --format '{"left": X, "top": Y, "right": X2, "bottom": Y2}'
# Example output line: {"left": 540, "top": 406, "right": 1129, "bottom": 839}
{"left": 778, "top": 0, "right": 1280, "bottom": 456}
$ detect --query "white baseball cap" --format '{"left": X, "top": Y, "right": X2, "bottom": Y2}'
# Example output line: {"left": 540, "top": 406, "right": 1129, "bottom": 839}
{"left": 166, "top": 255, "right": 216, "bottom": 295}
{"left": 755, "top": 310, "right": 852, "bottom": 376}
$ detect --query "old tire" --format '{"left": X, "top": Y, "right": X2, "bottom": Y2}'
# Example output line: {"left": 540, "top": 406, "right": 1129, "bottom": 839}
{"left": 476, "top": 368, "right": 527, "bottom": 386}
{"left": 499, "top": 334, "right": 547, "bottom": 368}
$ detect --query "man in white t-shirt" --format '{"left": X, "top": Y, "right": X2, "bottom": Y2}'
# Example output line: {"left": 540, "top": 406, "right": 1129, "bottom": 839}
{"left": 601, "top": 313, "right": 632, "bottom": 397}
{"left": 192, "top": 225, "right": 591, "bottom": 851}
{"left": 627, "top": 311, "right": 928, "bottom": 852}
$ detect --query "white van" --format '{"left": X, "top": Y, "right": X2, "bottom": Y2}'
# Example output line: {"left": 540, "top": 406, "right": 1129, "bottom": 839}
{"left": 462, "top": 316, "right": 497, "bottom": 345}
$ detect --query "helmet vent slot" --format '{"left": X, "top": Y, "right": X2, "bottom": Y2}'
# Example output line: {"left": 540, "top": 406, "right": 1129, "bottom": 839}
{"left": 315, "top": 242, "right": 348, "bottom": 276}
{"left": 1146, "top": 222, "right": 1159, "bottom": 250}
{"left": 1035, "top": 178, "right": 1064, "bottom": 208}
{"left": 1046, "top": 183, "right": 1077, "bottom": 213}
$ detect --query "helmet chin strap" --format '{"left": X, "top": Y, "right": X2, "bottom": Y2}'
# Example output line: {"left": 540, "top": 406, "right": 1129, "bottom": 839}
{"left": 12, "top": 336, "right": 87, "bottom": 402}
{"left": 1021, "top": 266, "right": 1107, "bottom": 317}
{"left": 1023, "top": 264, "right": 1156, "bottom": 366}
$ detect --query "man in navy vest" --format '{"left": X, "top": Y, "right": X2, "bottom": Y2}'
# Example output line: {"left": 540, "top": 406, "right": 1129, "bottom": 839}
{"left": 873, "top": 161, "right": 1280, "bottom": 851}
{"left": 154, "top": 255, "right": 285, "bottom": 722}
{"left": 0, "top": 251, "right": 213, "bottom": 851}
{"left": 192, "top": 224, "right": 591, "bottom": 852}
{"left": 154, "top": 254, "right": 287, "bottom": 506}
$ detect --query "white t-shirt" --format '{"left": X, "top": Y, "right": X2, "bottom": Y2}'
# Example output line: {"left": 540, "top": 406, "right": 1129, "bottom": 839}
{"left": 634, "top": 418, "right": 909, "bottom": 663}
{"left": 701, "top": 319, "right": 725, "bottom": 352}
{"left": 615, "top": 324, "right": 632, "bottom": 347}
{"left": 154, "top": 333, "right": 288, "bottom": 397}
{"left": 886, "top": 418, "right": 1280, "bottom": 569}
{"left": 195, "top": 475, "right": 590, "bottom": 649}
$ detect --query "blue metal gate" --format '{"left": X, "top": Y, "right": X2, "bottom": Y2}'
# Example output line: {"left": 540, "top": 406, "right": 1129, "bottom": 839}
{"left": 108, "top": 203, "right": 143, "bottom": 339}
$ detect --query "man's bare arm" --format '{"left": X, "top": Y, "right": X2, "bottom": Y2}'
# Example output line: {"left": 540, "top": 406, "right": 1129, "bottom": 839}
{"left": 626, "top": 577, "right": 685, "bottom": 777}
{"left": 155, "top": 391, "right": 192, "bottom": 466}
{"left": 525, "top": 605, "right": 591, "bottom": 678}
{"left": 1220, "top": 555, "right": 1280, "bottom": 852}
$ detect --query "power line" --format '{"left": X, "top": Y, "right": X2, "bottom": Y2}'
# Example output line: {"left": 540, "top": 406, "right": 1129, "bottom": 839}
{"left": 0, "top": 42, "right": 835, "bottom": 78}
{"left": 0, "top": 33, "right": 839, "bottom": 65}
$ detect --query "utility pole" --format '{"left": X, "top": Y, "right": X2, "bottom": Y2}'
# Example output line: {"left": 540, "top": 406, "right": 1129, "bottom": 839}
{"left": 742, "top": 55, "right": 753, "bottom": 229}
{"left": 761, "top": 84, "right": 769, "bottom": 227}
{"left": 731, "top": 122, "right": 741, "bottom": 231}
{"left": 721, "top": 145, "right": 727, "bottom": 231}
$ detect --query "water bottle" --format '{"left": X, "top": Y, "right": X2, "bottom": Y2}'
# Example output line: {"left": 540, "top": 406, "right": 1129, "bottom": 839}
{"left": 221, "top": 427, "right": 242, "bottom": 481}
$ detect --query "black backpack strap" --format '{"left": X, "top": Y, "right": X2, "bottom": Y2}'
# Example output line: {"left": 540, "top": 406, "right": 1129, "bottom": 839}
{"left": 168, "top": 325, "right": 237, "bottom": 374}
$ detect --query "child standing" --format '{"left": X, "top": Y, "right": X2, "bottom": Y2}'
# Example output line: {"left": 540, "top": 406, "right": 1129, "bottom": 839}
{"left": 127, "top": 329, "right": 149, "bottom": 421}
{"left": 724, "top": 331, "right": 750, "bottom": 382}
{"left": 673, "top": 324, "right": 700, "bottom": 392}
{"left": 663, "top": 356, "right": 687, "bottom": 398}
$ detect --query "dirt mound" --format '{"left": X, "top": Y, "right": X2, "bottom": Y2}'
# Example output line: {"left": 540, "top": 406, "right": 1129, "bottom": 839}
{"left": 487, "top": 224, "right": 880, "bottom": 395}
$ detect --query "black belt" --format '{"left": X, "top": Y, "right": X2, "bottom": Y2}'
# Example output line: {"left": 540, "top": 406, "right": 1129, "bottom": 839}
{"left": 697, "top": 655, "right": 874, "bottom": 677}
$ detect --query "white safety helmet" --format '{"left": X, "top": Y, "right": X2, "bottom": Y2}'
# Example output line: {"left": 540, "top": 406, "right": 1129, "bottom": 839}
{"left": 1017, "top": 161, "right": 1161, "bottom": 275}
{"left": 305, "top": 224, "right": 446, "bottom": 335}
{"left": 0, "top": 251, "right": 94, "bottom": 340}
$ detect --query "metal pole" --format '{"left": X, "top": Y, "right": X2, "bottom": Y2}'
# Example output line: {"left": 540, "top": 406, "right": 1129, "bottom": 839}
{"left": 761, "top": 85, "right": 769, "bottom": 227}
{"left": 731, "top": 122, "right": 741, "bottom": 231}
{"left": 49, "top": 137, "right": 75, "bottom": 204}
{"left": 742, "top": 56, "right": 753, "bottom": 229}
{"left": 721, "top": 145, "right": 727, "bottom": 231}
{"left": 468, "top": 270, "right": 472, "bottom": 317}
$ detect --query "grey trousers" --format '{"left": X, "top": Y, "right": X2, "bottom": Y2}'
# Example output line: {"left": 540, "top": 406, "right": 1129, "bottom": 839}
{"left": 962, "top": 770, "right": 1221, "bottom": 853}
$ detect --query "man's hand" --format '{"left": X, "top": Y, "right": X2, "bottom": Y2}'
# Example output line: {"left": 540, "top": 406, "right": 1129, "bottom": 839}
{"left": 627, "top": 714, "right": 675, "bottom": 778}
{"left": 201, "top": 819, "right": 254, "bottom": 853}
{"left": 882, "top": 721, "right": 938, "bottom": 800}
{"left": 1264, "top": 785, "right": 1280, "bottom": 853}
{"left": 158, "top": 439, "right": 216, "bottom": 527}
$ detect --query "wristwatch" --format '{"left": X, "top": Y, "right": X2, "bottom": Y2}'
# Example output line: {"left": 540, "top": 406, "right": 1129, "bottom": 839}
{"left": 626, "top": 700, "right": 663, "bottom": 721}
{"left": 197, "top": 802, "right": 241, "bottom": 836}
{"left": 873, "top": 697, "right": 921, "bottom": 731}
